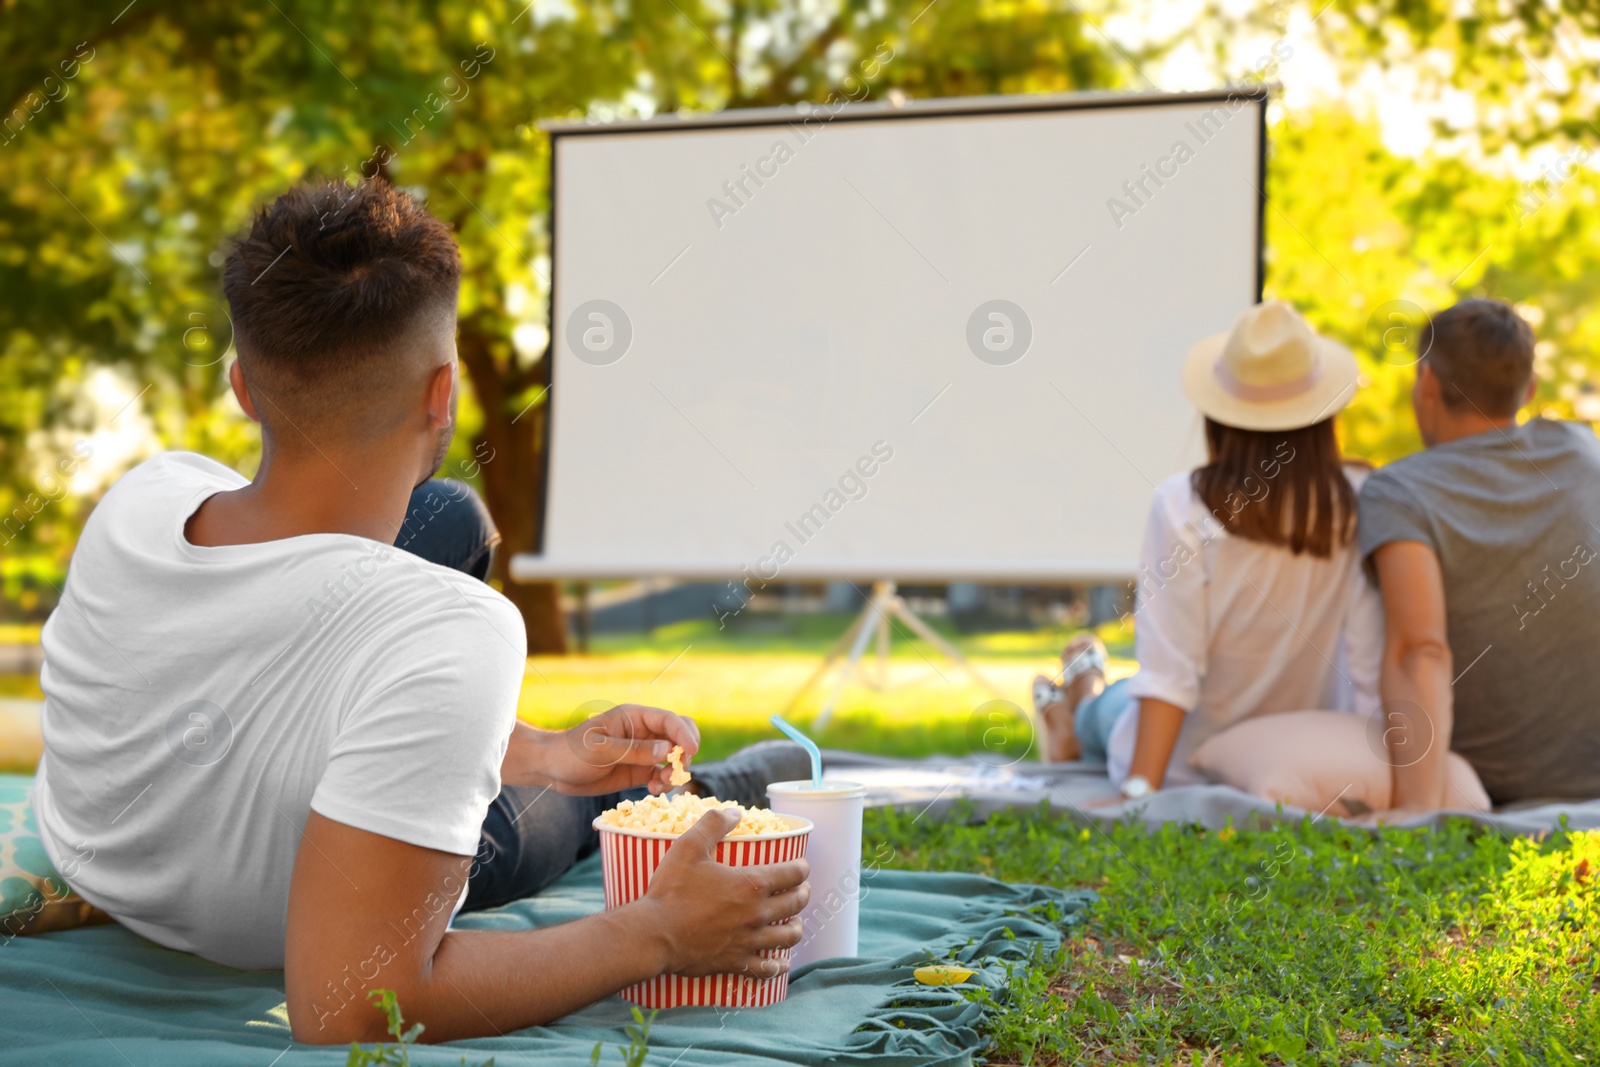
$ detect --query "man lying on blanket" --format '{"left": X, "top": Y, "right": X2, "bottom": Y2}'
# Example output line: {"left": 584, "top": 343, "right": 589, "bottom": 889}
{"left": 30, "top": 179, "right": 810, "bottom": 1043}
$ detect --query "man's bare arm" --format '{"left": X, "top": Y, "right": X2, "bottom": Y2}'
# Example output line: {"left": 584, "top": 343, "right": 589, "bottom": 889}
{"left": 1372, "top": 540, "right": 1454, "bottom": 812}
{"left": 285, "top": 809, "right": 807, "bottom": 1044}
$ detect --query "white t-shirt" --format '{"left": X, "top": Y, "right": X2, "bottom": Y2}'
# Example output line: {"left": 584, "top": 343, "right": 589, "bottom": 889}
{"left": 1110, "top": 467, "right": 1382, "bottom": 787}
{"left": 31, "top": 453, "right": 526, "bottom": 969}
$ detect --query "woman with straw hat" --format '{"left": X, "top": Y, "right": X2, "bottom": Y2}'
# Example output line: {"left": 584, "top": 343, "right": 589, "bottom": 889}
{"left": 1034, "top": 300, "right": 1382, "bottom": 800}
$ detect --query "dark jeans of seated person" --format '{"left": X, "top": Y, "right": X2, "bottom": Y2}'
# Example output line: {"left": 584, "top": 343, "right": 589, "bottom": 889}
{"left": 396, "top": 479, "right": 809, "bottom": 911}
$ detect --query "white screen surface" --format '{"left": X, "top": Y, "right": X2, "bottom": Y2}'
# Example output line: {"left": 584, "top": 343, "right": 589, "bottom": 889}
{"left": 519, "top": 93, "right": 1262, "bottom": 581}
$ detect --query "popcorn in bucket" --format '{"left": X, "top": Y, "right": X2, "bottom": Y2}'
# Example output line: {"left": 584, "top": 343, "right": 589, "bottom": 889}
{"left": 594, "top": 794, "right": 812, "bottom": 1008}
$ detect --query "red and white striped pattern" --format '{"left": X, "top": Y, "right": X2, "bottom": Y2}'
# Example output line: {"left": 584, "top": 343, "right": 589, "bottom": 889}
{"left": 594, "top": 815, "right": 812, "bottom": 1009}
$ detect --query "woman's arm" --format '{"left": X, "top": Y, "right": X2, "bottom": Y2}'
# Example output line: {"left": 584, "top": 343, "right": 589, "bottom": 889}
{"left": 1119, "top": 478, "right": 1209, "bottom": 789}
{"left": 1124, "top": 697, "right": 1186, "bottom": 789}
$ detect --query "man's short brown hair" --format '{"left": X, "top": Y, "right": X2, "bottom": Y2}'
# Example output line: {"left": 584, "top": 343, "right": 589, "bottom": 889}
{"left": 222, "top": 179, "right": 461, "bottom": 432}
{"left": 1420, "top": 299, "right": 1535, "bottom": 417}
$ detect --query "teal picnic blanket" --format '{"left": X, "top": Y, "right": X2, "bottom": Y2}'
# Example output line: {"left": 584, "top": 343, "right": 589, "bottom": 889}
{"left": 0, "top": 845, "right": 1091, "bottom": 1067}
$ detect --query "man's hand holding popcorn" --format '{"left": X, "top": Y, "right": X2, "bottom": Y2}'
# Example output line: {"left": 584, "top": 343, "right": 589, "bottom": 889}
{"left": 498, "top": 703, "right": 701, "bottom": 796}
{"left": 633, "top": 808, "right": 810, "bottom": 980}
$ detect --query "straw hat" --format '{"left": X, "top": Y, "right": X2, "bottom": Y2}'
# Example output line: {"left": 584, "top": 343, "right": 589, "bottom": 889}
{"left": 1182, "top": 301, "right": 1359, "bottom": 431}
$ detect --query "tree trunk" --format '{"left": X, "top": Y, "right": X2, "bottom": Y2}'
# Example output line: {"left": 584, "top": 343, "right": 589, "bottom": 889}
{"left": 457, "top": 316, "right": 569, "bottom": 654}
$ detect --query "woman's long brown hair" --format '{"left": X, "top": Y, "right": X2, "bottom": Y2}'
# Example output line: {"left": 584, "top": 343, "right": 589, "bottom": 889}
{"left": 1191, "top": 417, "right": 1356, "bottom": 558}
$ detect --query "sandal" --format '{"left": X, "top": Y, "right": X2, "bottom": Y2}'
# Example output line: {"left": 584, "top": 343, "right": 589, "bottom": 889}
{"left": 1060, "top": 638, "right": 1107, "bottom": 690}
{"left": 1032, "top": 675, "right": 1067, "bottom": 717}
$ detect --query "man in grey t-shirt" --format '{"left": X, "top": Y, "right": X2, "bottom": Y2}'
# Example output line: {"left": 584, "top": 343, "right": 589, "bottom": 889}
{"left": 1360, "top": 298, "right": 1600, "bottom": 809}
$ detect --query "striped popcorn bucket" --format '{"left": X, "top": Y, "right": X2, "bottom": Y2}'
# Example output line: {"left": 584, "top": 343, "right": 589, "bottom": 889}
{"left": 592, "top": 813, "right": 813, "bottom": 1008}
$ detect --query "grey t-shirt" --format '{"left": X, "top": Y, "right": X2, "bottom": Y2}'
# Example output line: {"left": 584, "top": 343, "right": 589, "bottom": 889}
{"left": 1359, "top": 418, "right": 1600, "bottom": 804}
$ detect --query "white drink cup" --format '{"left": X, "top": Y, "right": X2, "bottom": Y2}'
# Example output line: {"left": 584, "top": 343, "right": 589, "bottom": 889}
{"left": 766, "top": 779, "right": 867, "bottom": 968}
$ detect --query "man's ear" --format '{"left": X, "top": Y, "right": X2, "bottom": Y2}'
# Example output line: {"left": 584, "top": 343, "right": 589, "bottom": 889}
{"left": 1411, "top": 361, "right": 1439, "bottom": 443}
{"left": 1415, "top": 361, "right": 1441, "bottom": 407}
{"left": 229, "top": 360, "right": 261, "bottom": 424}
{"left": 1523, "top": 374, "right": 1538, "bottom": 407}
{"left": 425, "top": 360, "right": 456, "bottom": 429}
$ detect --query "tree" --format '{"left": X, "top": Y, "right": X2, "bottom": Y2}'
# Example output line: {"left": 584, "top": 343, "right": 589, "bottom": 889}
{"left": 12, "top": 0, "right": 1593, "bottom": 641}
{"left": 0, "top": 0, "right": 1133, "bottom": 645}
{"left": 1264, "top": 105, "right": 1600, "bottom": 462}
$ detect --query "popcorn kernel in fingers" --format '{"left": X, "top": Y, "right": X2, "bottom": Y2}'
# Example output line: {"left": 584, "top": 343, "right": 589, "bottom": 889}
{"left": 666, "top": 744, "right": 692, "bottom": 787}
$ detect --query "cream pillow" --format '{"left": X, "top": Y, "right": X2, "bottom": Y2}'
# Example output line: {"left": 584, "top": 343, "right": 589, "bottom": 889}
{"left": 1188, "top": 710, "right": 1491, "bottom": 818}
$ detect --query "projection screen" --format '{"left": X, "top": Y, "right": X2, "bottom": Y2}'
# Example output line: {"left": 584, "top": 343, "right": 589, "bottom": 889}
{"left": 513, "top": 89, "right": 1265, "bottom": 583}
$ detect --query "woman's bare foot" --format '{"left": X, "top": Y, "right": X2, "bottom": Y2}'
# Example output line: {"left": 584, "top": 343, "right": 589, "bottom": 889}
{"left": 1032, "top": 676, "right": 1081, "bottom": 762}
{"left": 1032, "top": 634, "right": 1108, "bottom": 763}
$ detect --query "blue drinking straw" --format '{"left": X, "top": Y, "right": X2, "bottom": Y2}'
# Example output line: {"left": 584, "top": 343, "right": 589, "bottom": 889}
{"left": 770, "top": 714, "right": 823, "bottom": 786}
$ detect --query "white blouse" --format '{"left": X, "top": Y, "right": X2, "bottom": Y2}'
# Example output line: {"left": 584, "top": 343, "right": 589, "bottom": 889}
{"left": 1108, "top": 467, "right": 1383, "bottom": 787}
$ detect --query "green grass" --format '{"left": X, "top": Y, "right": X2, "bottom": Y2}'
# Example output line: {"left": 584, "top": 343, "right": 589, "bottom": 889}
{"left": 519, "top": 616, "right": 1134, "bottom": 763}
{"left": 516, "top": 647, "right": 1048, "bottom": 764}
{"left": 7, "top": 616, "right": 1591, "bottom": 1062}
{"left": 870, "top": 803, "right": 1600, "bottom": 1065}
{"left": 0, "top": 617, "right": 1131, "bottom": 770}
{"left": 0, "top": 674, "right": 43, "bottom": 700}
{"left": 582, "top": 612, "right": 1135, "bottom": 661}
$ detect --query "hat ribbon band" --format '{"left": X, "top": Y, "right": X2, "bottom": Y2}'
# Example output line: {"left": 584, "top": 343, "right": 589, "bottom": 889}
{"left": 1213, "top": 361, "right": 1322, "bottom": 402}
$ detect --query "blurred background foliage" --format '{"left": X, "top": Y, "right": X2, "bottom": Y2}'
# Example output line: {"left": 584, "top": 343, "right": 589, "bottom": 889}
{"left": 1, "top": 0, "right": 1597, "bottom": 644}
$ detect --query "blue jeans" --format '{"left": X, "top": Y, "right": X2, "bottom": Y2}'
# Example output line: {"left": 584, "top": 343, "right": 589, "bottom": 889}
{"left": 394, "top": 478, "right": 500, "bottom": 580}
{"left": 393, "top": 479, "right": 608, "bottom": 911}
{"left": 391, "top": 481, "right": 691, "bottom": 912}
{"left": 463, "top": 785, "right": 646, "bottom": 911}
{"left": 1074, "top": 677, "right": 1137, "bottom": 765}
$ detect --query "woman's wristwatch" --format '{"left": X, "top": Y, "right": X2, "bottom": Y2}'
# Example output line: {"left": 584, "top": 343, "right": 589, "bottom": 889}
{"left": 1119, "top": 774, "right": 1153, "bottom": 800}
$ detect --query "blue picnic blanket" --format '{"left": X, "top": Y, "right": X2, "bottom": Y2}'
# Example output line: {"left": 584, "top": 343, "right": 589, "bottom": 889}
{"left": 0, "top": 851, "right": 1090, "bottom": 1067}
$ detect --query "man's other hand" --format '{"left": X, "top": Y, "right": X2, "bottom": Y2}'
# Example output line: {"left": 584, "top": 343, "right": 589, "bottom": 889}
{"left": 504, "top": 704, "right": 702, "bottom": 795}
{"left": 634, "top": 808, "right": 809, "bottom": 979}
